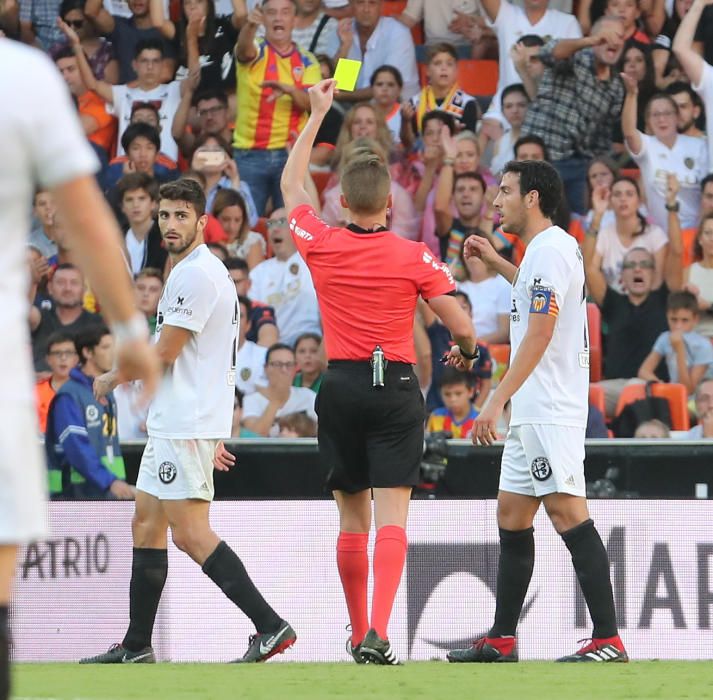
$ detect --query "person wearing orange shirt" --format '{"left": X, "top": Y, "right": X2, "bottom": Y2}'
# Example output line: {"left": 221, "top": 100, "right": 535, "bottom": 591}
{"left": 35, "top": 332, "right": 79, "bottom": 434}
{"left": 234, "top": 0, "right": 321, "bottom": 216}
{"left": 54, "top": 46, "right": 117, "bottom": 158}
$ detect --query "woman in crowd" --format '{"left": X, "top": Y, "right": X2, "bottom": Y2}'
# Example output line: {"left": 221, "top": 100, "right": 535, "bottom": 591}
{"left": 212, "top": 188, "right": 265, "bottom": 269}
{"left": 685, "top": 214, "right": 713, "bottom": 337}
{"left": 370, "top": 65, "right": 404, "bottom": 147}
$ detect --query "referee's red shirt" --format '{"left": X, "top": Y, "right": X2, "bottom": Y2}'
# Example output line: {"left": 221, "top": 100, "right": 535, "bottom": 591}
{"left": 289, "top": 205, "right": 456, "bottom": 364}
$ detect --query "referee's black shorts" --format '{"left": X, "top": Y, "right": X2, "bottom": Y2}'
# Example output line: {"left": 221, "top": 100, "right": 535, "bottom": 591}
{"left": 315, "top": 360, "right": 425, "bottom": 493}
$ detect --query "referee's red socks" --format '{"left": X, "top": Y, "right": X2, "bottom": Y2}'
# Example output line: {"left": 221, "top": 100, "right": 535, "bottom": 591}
{"left": 337, "top": 532, "right": 369, "bottom": 645}
{"left": 371, "top": 525, "right": 408, "bottom": 640}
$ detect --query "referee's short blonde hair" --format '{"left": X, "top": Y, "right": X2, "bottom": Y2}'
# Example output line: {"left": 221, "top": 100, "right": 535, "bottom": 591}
{"left": 340, "top": 140, "right": 391, "bottom": 216}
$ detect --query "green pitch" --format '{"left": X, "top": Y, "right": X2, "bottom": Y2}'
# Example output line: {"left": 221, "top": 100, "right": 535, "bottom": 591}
{"left": 13, "top": 662, "right": 713, "bottom": 700}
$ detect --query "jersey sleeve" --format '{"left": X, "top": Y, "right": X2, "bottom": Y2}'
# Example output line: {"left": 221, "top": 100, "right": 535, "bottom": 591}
{"left": 416, "top": 244, "right": 457, "bottom": 300}
{"left": 524, "top": 244, "right": 574, "bottom": 319}
{"left": 242, "top": 391, "right": 266, "bottom": 419}
{"left": 163, "top": 266, "right": 219, "bottom": 333}
{"left": 288, "top": 204, "right": 332, "bottom": 259}
{"left": 652, "top": 331, "right": 668, "bottom": 356}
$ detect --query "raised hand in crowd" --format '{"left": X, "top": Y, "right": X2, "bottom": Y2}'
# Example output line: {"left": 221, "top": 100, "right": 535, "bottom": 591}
{"left": 592, "top": 184, "right": 611, "bottom": 216}
{"left": 620, "top": 70, "right": 639, "bottom": 95}
{"left": 440, "top": 123, "right": 457, "bottom": 162}
{"left": 246, "top": 5, "right": 264, "bottom": 27}
{"left": 337, "top": 17, "right": 354, "bottom": 54}
{"left": 665, "top": 172, "right": 680, "bottom": 208}
{"left": 56, "top": 16, "right": 80, "bottom": 46}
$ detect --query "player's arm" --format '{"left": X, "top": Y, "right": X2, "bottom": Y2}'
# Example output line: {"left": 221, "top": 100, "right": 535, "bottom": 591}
{"left": 155, "top": 325, "right": 193, "bottom": 365}
{"left": 281, "top": 79, "right": 335, "bottom": 213}
{"left": 637, "top": 350, "right": 663, "bottom": 382}
{"left": 672, "top": 0, "right": 711, "bottom": 86}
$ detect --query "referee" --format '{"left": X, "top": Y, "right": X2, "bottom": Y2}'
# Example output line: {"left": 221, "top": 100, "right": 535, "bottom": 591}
{"left": 281, "top": 80, "right": 477, "bottom": 665}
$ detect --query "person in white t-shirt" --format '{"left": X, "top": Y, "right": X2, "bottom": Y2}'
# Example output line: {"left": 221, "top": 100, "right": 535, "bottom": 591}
{"left": 66, "top": 25, "right": 185, "bottom": 161}
{"left": 673, "top": 0, "right": 713, "bottom": 171}
{"left": 447, "top": 160, "right": 626, "bottom": 664}
{"left": 480, "top": 0, "right": 582, "bottom": 127}
{"left": 0, "top": 37, "right": 159, "bottom": 700}
{"left": 249, "top": 208, "right": 321, "bottom": 346}
{"left": 242, "top": 343, "right": 318, "bottom": 436}
{"left": 235, "top": 296, "right": 268, "bottom": 395}
{"left": 622, "top": 74, "right": 709, "bottom": 231}
{"left": 82, "top": 180, "right": 295, "bottom": 666}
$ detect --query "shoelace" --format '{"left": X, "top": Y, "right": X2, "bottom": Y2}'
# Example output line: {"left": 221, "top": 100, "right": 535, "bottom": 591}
{"left": 575, "top": 638, "right": 595, "bottom": 654}
{"left": 108, "top": 643, "right": 122, "bottom": 652}
{"left": 471, "top": 637, "right": 486, "bottom": 649}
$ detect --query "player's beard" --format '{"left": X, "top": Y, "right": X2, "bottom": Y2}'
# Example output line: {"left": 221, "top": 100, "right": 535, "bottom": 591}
{"left": 163, "top": 229, "right": 197, "bottom": 255}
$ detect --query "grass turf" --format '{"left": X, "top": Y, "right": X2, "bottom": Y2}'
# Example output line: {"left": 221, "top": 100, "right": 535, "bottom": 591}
{"left": 13, "top": 662, "right": 713, "bottom": 700}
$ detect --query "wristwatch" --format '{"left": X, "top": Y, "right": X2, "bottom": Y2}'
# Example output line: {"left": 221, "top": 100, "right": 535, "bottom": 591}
{"left": 665, "top": 201, "right": 680, "bottom": 212}
{"left": 459, "top": 345, "right": 480, "bottom": 361}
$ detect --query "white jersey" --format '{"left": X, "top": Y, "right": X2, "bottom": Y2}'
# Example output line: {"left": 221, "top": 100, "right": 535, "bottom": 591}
{"left": 693, "top": 61, "right": 713, "bottom": 176}
{"left": 0, "top": 40, "right": 98, "bottom": 542}
{"left": 509, "top": 226, "right": 588, "bottom": 428}
{"left": 235, "top": 339, "right": 268, "bottom": 395}
{"left": 148, "top": 244, "right": 238, "bottom": 439}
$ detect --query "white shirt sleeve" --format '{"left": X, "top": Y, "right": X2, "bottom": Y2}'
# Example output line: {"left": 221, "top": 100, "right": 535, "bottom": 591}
{"left": 628, "top": 131, "right": 652, "bottom": 165}
{"left": 29, "top": 52, "right": 98, "bottom": 189}
{"left": 496, "top": 276, "right": 512, "bottom": 315}
{"left": 563, "top": 13, "right": 583, "bottom": 38}
{"left": 163, "top": 266, "right": 219, "bottom": 333}
{"left": 493, "top": 0, "right": 515, "bottom": 30}
{"left": 242, "top": 391, "right": 268, "bottom": 419}
{"left": 248, "top": 264, "right": 265, "bottom": 302}
{"left": 387, "top": 21, "right": 420, "bottom": 101}
{"left": 402, "top": 0, "right": 424, "bottom": 21}
{"left": 524, "top": 244, "right": 574, "bottom": 313}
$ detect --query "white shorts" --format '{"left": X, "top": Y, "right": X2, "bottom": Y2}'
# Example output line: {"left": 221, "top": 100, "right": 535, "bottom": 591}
{"left": 136, "top": 437, "right": 218, "bottom": 501}
{"left": 499, "top": 424, "right": 586, "bottom": 498}
{"left": 0, "top": 403, "right": 48, "bottom": 543}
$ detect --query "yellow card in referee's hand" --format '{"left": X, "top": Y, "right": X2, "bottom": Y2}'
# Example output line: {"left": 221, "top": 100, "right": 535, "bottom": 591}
{"left": 333, "top": 58, "right": 361, "bottom": 92}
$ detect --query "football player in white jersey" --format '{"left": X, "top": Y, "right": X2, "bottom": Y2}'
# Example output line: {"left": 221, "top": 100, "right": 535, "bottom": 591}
{"left": 82, "top": 179, "right": 296, "bottom": 665}
{"left": 0, "top": 31, "right": 160, "bottom": 700}
{"left": 448, "top": 161, "right": 628, "bottom": 664}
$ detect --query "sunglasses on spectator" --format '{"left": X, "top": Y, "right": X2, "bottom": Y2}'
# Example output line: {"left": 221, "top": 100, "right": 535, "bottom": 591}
{"left": 268, "top": 361, "right": 296, "bottom": 370}
{"left": 622, "top": 260, "right": 654, "bottom": 270}
{"left": 64, "top": 18, "right": 84, "bottom": 28}
{"left": 266, "top": 217, "right": 288, "bottom": 229}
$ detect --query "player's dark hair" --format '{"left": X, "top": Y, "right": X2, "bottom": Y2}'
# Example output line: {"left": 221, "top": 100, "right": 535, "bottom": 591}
{"left": 513, "top": 134, "right": 549, "bottom": 161}
{"left": 501, "top": 160, "right": 563, "bottom": 220}
{"left": 667, "top": 290, "right": 699, "bottom": 315}
{"left": 439, "top": 366, "right": 474, "bottom": 390}
{"left": 117, "top": 171, "right": 159, "bottom": 203}
{"left": 369, "top": 64, "right": 403, "bottom": 88}
{"left": 265, "top": 342, "right": 295, "bottom": 365}
{"left": 453, "top": 171, "right": 486, "bottom": 194}
{"left": 159, "top": 178, "right": 206, "bottom": 216}
{"left": 422, "top": 110, "right": 456, "bottom": 136}
{"left": 45, "top": 331, "right": 76, "bottom": 355}
{"left": 181, "top": 169, "right": 207, "bottom": 188}
{"left": 426, "top": 42, "right": 458, "bottom": 63}
{"left": 121, "top": 122, "right": 161, "bottom": 154}
{"left": 134, "top": 38, "right": 164, "bottom": 59}
{"left": 224, "top": 257, "right": 249, "bottom": 272}
{"left": 501, "top": 83, "right": 530, "bottom": 109}
{"left": 75, "top": 325, "right": 111, "bottom": 365}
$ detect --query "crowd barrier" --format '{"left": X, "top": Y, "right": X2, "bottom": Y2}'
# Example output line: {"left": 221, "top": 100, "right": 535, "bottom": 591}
{"left": 12, "top": 500, "right": 713, "bottom": 661}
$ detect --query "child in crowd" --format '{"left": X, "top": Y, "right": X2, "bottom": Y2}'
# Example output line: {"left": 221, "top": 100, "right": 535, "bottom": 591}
{"left": 638, "top": 291, "right": 713, "bottom": 395}
{"left": 427, "top": 368, "right": 479, "bottom": 439}
{"left": 35, "top": 332, "right": 78, "bottom": 433}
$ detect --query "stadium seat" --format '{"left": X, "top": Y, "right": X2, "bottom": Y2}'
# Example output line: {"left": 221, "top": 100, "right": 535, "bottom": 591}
{"left": 457, "top": 60, "right": 498, "bottom": 97}
{"left": 682, "top": 226, "right": 697, "bottom": 268}
{"left": 568, "top": 217, "right": 585, "bottom": 244}
{"left": 614, "top": 382, "right": 691, "bottom": 431}
{"left": 382, "top": 0, "right": 407, "bottom": 15}
{"left": 587, "top": 302, "right": 602, "bottom": 383}
{"left": 311, "top": 170, "right": 332, "bottom": 199}
{"left": 589, "top": 384, "right": 605, "bottom": 415}
{"left": 489, "top": 343, "right": 510, "bottom": 384}
{"left": 620, "top": 168, "right": 640, "bottom": 180}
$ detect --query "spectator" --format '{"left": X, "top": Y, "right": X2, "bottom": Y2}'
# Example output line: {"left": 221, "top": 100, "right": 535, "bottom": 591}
{"left": 28, "top": 189, "right": 59, "bottom": 259}
{"left": 19, "top": 0, "right": 63, "bottom": 48}
{"left": 335, "top": 0, "right": 419, "bottom": 101}
{"left": 652, "top": 0, "right": 692, "bottom": 88}
{"left": 605, "top": 0, "right": 649, "bottom": 45}
{"left": 292, "top": 0, "right": 339, "bottom": 56}
{"left": 293, "top": 331, "right": 325, "bottom": 392}
{"left": 117, "top": 172, "right": 168, "bottom": 276}
{"left": 173, "top": 88, "right": 233, "bottom": 158}
{"left": 248, "top": 208, "right": 321, "bottom": 346}
{"left": 582, "top": 156, "right": 619, "bottom": 233}
{"left": 403, "top": 42, "right": 479, "bottom": 142}
{"left": 206, "top": 241, "right": 230, "bottom": 260}
{"left": 35, "top": 331, "right": 78, "bottom": 434}
{"left": 370, "top": 65, "right": 404, "bottom": 146}
{"left": 507, "top": 33, "right": 546, "bottom": 102}
{"left": 225, "top": 257, "right": 279, "bottom": 346}
{"left": 522, "top": 17, "right": 626, "bottom": 215}
{"left": 685, "top": 213, "right": 713, "bottom": 337}
{"left": 666, "top": 81, "right": 705, "bottom": 138}
{"left": 45, "top": 326, "right": 134, "bottom": 499}
{"left": 53, "top": 0, "right": 119, "bottom": 82}
{"left": 83, "top": 0, "right": 176, "bottom": 83}
{"left": 426, "top": 367, "right": 479, "bottom": 438}
{"left": 578, "top": 0, "right": 664, "bottom": 36}
{"left": 488, "top": 83, "right": 531, "bottom": 175}
{"left": 234, "top": 0, "right": 321, "bottom": 215}
{"left": 622, "top": 75, "right": 708, "bottom": 230}
{"left": 231, "top": 390, "right": 261, "bottom": 437}
{"left": 190, "top": 134, "right": 259, "bottom": 220}
{"left": 586, "top": 400, "right": 610, "bottom": 437}
{"left": 586, "top": 176, "right": 668, "bottom": 294}
{"left": 587, "top": 178, "right": 685, "bottom": 415}
{"left": 69, "top": 32, "right": 185, "bottom": 160}
{"left": 308, "top": 53, "right": 345, "bottom": 166}
{"left": 480, "top": 0, "right": 582, "bottom": 129}
{"left": 54, "top": 46, "right": 117, "bottom": 159}
{"left": 634, "top": 418, "right": 671, "bottom": 437}
{"left": 672, "top": 0, "right": 713, "bottom": 170}
{"left": 148, "top": 0, "right": 243, "bottom": 93}
{"left": 235, "top": 296, "right": 268, "bottom": 395}
{"left": 213, "top": 188, "right": 265, "bottom": 267}
{"left": 638, "top": 290, "right": 713, "bottom": 393}
{"left": 277, "top": 411, "right": 317, "bottom": 437}
{"left": 241, "top": 342, "right": 317, "bottom": 436}
{"left": 682, "top": 378, "right": 713, "bottom": 438}
{"left": 30, "top": 264, "right": 102, "bottom": 372}
{"left": 134, "top": 266, "right": 163, "bottom": 335}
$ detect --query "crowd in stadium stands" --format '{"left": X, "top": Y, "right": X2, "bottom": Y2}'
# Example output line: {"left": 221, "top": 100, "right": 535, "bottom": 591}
{"left": 4, "top": 0, "right": 713, "bottom": 460}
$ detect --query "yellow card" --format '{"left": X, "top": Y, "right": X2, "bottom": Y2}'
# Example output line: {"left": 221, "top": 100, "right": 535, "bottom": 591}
{"left": 333, "top": 58, "right": 362, "bottom": 92}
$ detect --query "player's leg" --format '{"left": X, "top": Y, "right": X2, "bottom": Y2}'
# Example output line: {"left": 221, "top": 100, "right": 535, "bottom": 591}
{"left": 333, "top": 489, "right": 371, "bottom": 659}
{"left": 0, "top": 545, "right": 17, "bottom": 700}
{"left": 163, "top": 497, "right": 294, "bottom": 662}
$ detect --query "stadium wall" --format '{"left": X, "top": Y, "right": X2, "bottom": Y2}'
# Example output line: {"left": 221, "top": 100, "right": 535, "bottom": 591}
{"left": 12, "top": 501, "right": 713, "bottom": 662}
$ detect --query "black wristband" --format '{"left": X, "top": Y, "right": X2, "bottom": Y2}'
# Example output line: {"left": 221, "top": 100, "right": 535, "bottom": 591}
{"left": 459, "top": 345, "right": 480, "bottom": 361}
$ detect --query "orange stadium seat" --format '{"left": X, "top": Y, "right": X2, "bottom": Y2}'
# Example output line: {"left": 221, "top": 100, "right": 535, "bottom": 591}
{"left": 457, "top": 60, "right": 498, "bottom": 97}
{"left": 587, "top": 302, "right": 602, "bottom": 383}
{"left": 620, "top": 168, "right": 640, "bottom": 180}
{"left": 311, "top": 170, "right": 332, "bottom": 199}
{"left": 381, "top": 0, "right": 407, "bottom": 15}
{"left": 589, "top": 384, "right": 605, "bottom": 415}
{"left": 614, "top": 383, "right": 691, "bottom": 431}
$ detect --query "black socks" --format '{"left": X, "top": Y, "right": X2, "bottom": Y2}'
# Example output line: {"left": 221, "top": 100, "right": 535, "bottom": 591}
{"left": 202, "top": 541, "right": 281, "bottom": 634}
{"left": 489, "top": 527, "right": 535, "bottom": 638}
{"left": 561, "top": 519, "right": 618, "bottom": 639}
{"left": 122, "top": 548, "right": 168, "bottom": 652}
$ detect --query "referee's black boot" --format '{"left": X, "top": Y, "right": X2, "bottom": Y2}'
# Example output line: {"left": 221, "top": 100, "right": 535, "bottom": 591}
{"left": 359, "top": 629, "right": 402, "bottom": 665}
{"left": 447, "top": 635, "right": 518, "bottom": 663}
{"left": 233, "top": 620, "right": 296, "bottom": 663}
{"left": 79, "top": 643, "right": 155, "bottom": 664}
